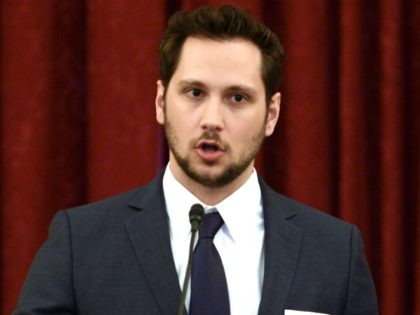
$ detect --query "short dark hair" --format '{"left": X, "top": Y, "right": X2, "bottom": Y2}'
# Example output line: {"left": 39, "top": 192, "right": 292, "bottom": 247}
{"left": 159, "top": 5, "right": 284, "bottom": 100}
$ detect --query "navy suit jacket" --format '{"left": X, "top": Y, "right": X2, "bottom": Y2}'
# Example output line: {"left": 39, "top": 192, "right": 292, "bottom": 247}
{"left": 14, "top": 174, "right": 378, "bottom": 314}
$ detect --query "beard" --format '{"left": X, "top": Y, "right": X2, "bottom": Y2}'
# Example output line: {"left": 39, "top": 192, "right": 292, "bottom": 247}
{"left": 164, "top": 118, "right": 266, "bottom": 188}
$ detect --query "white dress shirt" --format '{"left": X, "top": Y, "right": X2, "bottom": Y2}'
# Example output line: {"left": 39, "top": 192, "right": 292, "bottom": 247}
{"left": 163, "top": 165, "right": 265, "bottom": 315}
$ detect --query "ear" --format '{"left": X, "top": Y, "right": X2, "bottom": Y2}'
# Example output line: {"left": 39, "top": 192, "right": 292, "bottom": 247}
{"left": 155, "top": 80, "right": 165, "bottom": 125}
{"left": 265, "top": 92, "right": 281, "bottom": 137}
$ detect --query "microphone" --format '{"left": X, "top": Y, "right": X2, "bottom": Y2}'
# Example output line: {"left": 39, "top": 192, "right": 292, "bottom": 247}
{"left": 189, "top": 203, "right": 205, "bottom": 232}
{"left": 177, "top": 203, "right": 205, "bottom": 315}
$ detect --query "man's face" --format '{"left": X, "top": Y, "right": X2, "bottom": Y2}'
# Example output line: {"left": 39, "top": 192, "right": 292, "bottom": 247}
{"left": 156, "top": 37, "right": 280, "bottom": 188}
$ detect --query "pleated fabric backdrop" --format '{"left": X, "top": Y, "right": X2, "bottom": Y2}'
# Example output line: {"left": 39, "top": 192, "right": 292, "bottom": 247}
{"left": 1, "top": 0, "right": 418, "bottom": 314}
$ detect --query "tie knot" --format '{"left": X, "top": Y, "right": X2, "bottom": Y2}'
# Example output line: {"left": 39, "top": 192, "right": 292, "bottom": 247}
{"left": 199, "top": 211, "right": 224, "bottom": 239}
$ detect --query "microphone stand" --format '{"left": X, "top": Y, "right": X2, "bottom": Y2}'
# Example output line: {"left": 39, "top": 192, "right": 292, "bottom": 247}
{"left": 177, "top": 204, "right": 205, "bottom": 315}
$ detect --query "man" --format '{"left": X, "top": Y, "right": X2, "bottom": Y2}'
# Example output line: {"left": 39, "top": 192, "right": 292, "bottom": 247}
{"left": 14, "top": 5, "right": 378, "bottom": 315}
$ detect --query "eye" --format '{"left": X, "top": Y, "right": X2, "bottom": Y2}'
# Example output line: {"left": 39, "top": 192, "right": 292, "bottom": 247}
{"left": 186, "top": 88, "right": 203, "bottom": 98}
{"left": 230, "top": 93, "right": 247, "bottom": 103}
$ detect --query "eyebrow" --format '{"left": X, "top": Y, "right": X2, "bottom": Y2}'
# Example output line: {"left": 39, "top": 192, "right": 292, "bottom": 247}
{"left": 177, "top": 79, "right": 258, "bottom": 96}
{"left": 177, "top": 79, "right": 206, "bottom": 89}
{"left": 225, "top": 85, "right": 258, "bottom": 97}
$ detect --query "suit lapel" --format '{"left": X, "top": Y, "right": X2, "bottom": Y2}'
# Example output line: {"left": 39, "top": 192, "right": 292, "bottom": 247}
{"left": 124, "top": 175, "right": 181, "bottom": 315}
{"left": 258, "top": 179, "right": 302, "bottom": 315}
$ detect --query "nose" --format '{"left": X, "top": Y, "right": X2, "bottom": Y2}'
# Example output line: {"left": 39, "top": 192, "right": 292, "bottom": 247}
{"left": 200, "top": 98, "right": 224, "bottom": 131}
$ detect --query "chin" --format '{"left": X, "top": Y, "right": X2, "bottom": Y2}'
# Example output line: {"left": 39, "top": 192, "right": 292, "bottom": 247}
{"left": 187, "top": 165, "right": 247, "bottom": 188}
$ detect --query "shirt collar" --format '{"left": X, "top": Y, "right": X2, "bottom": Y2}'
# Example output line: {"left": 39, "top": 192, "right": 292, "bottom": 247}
{"left": 163, "top": 164, "right": 263, "bottom": 243}
{"left": 214, "top": 170, "right": 263, "bottom": 243}
{"left": 163, "top": 165, "right": 202, "bottom": 239}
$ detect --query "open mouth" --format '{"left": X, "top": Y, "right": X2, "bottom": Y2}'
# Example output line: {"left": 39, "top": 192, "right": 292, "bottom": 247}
{"left": 201, "top": 143, "right": 219, "bottom": 152}
{"left": 196, "top": 140, "right": 225, "bottom": 160}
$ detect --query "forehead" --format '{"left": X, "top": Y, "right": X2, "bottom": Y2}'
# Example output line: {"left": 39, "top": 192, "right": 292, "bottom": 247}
{"left": 171, "top": 37, "right": 264, "bottom": 90}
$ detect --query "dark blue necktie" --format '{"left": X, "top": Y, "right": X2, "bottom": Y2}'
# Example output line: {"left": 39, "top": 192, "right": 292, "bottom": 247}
{"left": 189, "top": 211, "right": 230, "bottom": 315}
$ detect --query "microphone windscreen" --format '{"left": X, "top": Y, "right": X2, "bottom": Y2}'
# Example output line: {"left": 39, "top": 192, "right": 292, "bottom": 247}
{"left": 189, "top": 203, "right": 205, "bottom": 230}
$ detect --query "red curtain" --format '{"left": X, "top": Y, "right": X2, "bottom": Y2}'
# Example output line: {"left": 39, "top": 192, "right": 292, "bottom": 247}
{"left": 1, "top": 0, "right": 418, "bottom": 314}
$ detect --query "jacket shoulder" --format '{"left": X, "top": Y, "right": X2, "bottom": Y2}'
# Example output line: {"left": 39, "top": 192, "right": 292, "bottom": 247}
{"left": 260, "top": 179, "right": 354, "bottom": 237}
{"left": 63, "top": 174, "right": 163, "bottom": 234}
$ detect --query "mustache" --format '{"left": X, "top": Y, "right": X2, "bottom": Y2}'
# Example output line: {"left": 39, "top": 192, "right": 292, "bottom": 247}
{"left": 197, "top": 131, "right": 221, "bottom": 142}
{"left": 191, "top": 131, "right": 228, "bottom": 151}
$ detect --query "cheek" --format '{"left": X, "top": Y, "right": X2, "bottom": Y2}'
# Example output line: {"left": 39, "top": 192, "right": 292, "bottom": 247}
{"left": 233, "top": 110, "right": 266, "bottom": 131}
{"left": 228, "top": 120, "right": 259, "bottom": 145}
{"left": 166, "top": 109, "right": 196, "bottom": 140}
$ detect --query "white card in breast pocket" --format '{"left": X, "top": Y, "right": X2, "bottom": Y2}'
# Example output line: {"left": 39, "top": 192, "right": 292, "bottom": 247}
{"left": 285, "top": 310, "right": 329, "bottom": 315}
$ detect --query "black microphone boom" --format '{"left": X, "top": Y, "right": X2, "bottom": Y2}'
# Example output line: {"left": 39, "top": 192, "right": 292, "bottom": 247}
{"left": 177, "top": 203, "right": 205, "bottom": 315}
